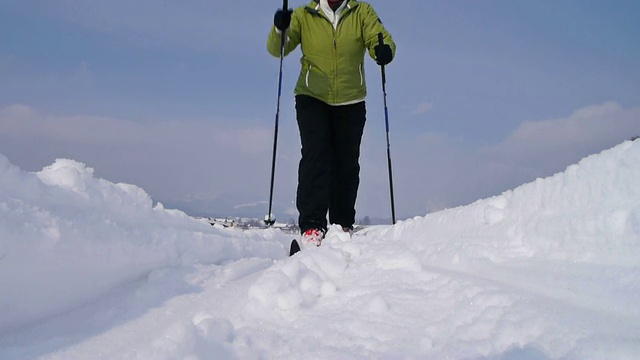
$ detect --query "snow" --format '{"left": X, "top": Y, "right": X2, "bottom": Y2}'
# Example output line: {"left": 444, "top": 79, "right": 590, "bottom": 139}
{"left": 1, "top": 140, "right": 639, "bottom": 359}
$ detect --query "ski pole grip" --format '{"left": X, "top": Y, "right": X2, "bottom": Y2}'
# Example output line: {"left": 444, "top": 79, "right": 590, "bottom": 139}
{"left": 378, "top": 32, "right": 387, "bottom": 82}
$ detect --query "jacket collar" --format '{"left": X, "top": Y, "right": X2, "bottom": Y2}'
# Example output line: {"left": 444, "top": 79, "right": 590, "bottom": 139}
{"left": 306, "top": 0, "right": 357, "bottom": 14}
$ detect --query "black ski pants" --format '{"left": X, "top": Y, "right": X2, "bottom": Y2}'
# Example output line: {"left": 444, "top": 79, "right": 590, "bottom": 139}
{"left": 295, "top": 95, "right": 366, "bottom": 233}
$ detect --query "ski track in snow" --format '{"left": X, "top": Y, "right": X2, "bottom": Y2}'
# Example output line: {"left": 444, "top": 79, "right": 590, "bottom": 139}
{"left": 0, "top": 140, "right": 639, "bottom": 359}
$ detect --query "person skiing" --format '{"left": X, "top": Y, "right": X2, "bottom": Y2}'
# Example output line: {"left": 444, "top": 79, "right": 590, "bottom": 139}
{"left": 267, "top": 0, "right": 396, "bottom": 248}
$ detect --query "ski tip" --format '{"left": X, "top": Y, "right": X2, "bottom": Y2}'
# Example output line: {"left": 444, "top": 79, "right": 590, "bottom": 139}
{"left": 289, "top": 239, "right": 301, "bottom": 256}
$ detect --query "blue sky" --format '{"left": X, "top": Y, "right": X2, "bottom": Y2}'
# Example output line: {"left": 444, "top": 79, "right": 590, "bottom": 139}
{"left": 1, "top": 0, "right": 639, "bottom": 221}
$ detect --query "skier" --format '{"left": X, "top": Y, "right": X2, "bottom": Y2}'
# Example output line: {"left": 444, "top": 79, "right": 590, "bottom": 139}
{"left": 267, "top": 0, "right": 396, "bottom": 248}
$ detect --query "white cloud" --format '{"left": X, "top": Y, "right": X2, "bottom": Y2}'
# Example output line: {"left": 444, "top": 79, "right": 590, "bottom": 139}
{"left": 362, "top": 102, "right": 640, "bottom": 218}
{"left": 0, "top": 105, "right": 272, "bottom": 154}
{"left": 412, "top": 101, "right": 434, "bottom": 115}
{"left": 2, "top": 102, "right": 639, "bottom": 220}
{"left": 482, "top": 102, "right": 640, "bottom": 166}
{"left": 0, "top": 105, "right": 292, "bottom": 212}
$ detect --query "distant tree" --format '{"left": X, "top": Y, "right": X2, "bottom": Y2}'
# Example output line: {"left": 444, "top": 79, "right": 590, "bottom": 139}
{"left": 362, "top": 216, "right": 372, "bottom": 226}
{"left": 631, "top": 136, "right": 639, "bottom": 141}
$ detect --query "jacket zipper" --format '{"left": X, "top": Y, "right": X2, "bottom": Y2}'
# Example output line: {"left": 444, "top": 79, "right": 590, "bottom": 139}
{"left": 333, "top": 30, "right": 338, "bottom": 102}
{"left": 312, "top": 5, "right": 354, "bottom": 102}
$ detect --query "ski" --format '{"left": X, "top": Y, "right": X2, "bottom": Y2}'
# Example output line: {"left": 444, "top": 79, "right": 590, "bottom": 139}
{"left": 289, "top": 239, "right": 301, "bottom": 256}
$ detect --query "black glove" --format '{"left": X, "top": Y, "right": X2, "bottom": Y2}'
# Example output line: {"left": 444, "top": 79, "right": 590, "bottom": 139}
{"left": 274, "top": 9, "right": 293, "bottom": 31}
{"left": 374, "top": 44, "right": 393, "bottom": 66}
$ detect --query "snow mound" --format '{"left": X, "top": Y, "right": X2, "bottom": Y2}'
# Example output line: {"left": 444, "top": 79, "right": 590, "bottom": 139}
{"left": 0, "top": 155, "right": 287, "bottom": 334}
{"left": 235, "top": 140, "right": 640, "bottom": 359}
{"left": 1, "top": 140, "right": 639, "bottom": 359}
{"left": 382, "top": 139, "right": 640, "bottom": 266}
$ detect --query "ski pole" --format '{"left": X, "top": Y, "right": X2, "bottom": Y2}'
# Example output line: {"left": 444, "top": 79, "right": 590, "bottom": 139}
{"left": 265, "top": 0, "right": 289, "bottom": 226}
{"left": 378, "top": 32, "right": 397, "bottom": 224}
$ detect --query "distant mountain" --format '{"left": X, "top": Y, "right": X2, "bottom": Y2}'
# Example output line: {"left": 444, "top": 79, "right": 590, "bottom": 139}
{"left": 163, "top": 192, "right": 287, "bottom": 219}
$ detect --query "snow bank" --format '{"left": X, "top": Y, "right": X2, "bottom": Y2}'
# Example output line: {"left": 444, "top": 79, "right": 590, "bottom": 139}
{"left": 0, "top": 155, "right": 286, "bottom": 334}
{"left": 384, "top": 139, "right": 640, "bottom": 266}
{"left": 1, "top": 140, "right": 639, "bottom": 359}
{"left": 239, "top": 140, "right": 640, "bottom": 359}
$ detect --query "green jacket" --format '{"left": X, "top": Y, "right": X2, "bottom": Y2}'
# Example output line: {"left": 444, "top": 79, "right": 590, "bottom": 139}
{"left": 267, "top": 0, "right": 396, "bottom": 105}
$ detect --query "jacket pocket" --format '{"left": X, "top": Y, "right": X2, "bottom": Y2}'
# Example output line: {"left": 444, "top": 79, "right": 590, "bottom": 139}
{"left": 303, "top": 63, "right": 331, "bottom": 98}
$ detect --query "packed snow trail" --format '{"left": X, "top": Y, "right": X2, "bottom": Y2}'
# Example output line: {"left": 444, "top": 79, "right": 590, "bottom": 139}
{"left": 1, "top": 140, "right": 639, "bottom": 359}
